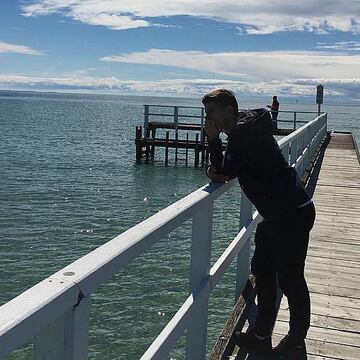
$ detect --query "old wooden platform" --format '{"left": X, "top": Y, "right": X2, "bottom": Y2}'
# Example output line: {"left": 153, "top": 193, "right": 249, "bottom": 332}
{"left": 146, "top": 121, "right": 293, "bottom": 136}
{"left": 135, "top": 122, "right": 293, "bottom": 166}
{"left": 135, "top": 105, "right": 319, "bottom": 167}
{"left": 212, "top": 132, "right": 360, "bottom": 359}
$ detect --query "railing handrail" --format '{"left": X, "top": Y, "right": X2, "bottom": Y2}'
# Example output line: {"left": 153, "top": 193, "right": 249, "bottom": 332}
{"left": 277, "top": 110, "right": 323, "bottom": 114}
{"left": 141, "top": 210, "right": 261, "bottom": 359}
{"left": 144, "top": 105, "right": 323, "bottom": 119}
{"left": 144, "top": 104, "right": 323, "bottom": 115}
{"left": 0, "top": 180, "right": 235, "bottom": 357}
{"left": 142, "top": 105, "right": 324, "bottom": 138}
{"left": 141, "top": 113, "right": 328, "bottom": 358}
{"left": 278, "top": 113, "right": 322, "bottom": 148}
{"left": 0, "top": 113, "right": 328, "bottom": 360}
{"left": 144, "top": 104, "right": 203, "bottom": 109}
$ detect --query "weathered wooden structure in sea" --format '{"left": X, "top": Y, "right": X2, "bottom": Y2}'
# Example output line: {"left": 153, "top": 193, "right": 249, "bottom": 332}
{"left": 135, "top": 104, "right": 320, "bottom": 167}
{"left": 1, "top": 111, "right": 359, "bottom": 360}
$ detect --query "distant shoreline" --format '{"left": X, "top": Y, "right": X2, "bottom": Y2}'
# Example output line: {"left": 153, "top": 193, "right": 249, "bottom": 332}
{"left": 0, "top": 88, "right": 359, "bottom": 107}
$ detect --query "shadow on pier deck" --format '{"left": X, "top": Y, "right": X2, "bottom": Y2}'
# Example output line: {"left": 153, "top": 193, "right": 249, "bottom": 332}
{"left": 210, "top": 132, "right": 360, "bottom": 360}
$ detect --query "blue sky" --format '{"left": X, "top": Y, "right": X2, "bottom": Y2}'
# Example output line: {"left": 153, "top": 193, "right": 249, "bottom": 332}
{"left": 0, "top": 0, "right": 359, "bottom": 100}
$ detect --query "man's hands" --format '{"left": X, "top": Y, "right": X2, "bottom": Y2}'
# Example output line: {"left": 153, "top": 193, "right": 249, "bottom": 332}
{"left": 204, "top": 118, "right": 229, "bottom": 183}
{"left": 204, "top": 118, "right": 221, "bottom": 140}
{"left": 206, "top": 165, "right": 230, "bottom": 183}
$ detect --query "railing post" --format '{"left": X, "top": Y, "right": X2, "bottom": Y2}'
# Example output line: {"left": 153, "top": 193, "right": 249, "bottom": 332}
{"left": 33, "top": 296, "right": 90, "bottom": 360}
{"left": 144, "top": 105, "right": 149, "bottom": 138}
{"left": 290, "top": 137, "right": 298, "bottom": 167}
{"left": 235, "top": 192, "right": 253, "bottom": 301}
{"left": 174, "top": 106, "right": 179, "bottom": 137}
{"left": 200, "top": 108, "right": 205, "bottom": 144}
{"left": 324, "top": 113, "right": 328, "bottom": 135}
{"left": 281, "top": 144, "right": 290, "bottom": 164}
{"left": 308, "top": 124, "right": 315, "bottom": 164}
{"left": 293, "top": 112, "right": 297, "bottom": 130}
{"left": 298, "top": 132, "right": 306, "bottom": 177}
{"left": 186, "top": 202, "right": 213, "bottom": 360}
{"left": 194, "top": 133, "right": 199, "bottom": 168}
{"left": 305, "top": 126, "right": 311, "bottom": 170}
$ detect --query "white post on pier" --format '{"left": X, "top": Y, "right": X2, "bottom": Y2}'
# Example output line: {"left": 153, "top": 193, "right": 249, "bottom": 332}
{"left": 33, "top": 296, "right": 91, "bottom": 360}
{"left": 186, "top": 202, "right": 213, "bottom": 360}
{"left": 235, "top": 192, "right": 253, "bottom": 301}
{"left": 296, "top": 132, "right": 305, "bottom": 177}
{"left": 290, "top": 137, "right": 298, "bottom": 167}
{"left": 281, "top": 144, "right": 290, "bottom": 164}
{"left": 304, "top": 128, "right": 310, "bottom": 175}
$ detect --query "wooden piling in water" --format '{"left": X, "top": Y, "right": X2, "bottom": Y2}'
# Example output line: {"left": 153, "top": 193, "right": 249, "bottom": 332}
{"left": 165, "top": 131, "right": 169, "bottom": 166}
{"left": 175, "top": 132, "right": 178, "bottom": 164}
{"left": 185, "top": 133, "right": 189, "bottom": 167}
{"left": 151, "top": 128, "right": 156, "bottom": 160}
{"left": 194, "top": 133, "right": 199, "bottom": 168}
{"left": 135, "top": 126, "right": 142, "bottom": 163}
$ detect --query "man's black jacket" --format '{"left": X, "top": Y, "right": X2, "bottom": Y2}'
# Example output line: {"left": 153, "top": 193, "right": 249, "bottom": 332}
{"left": 208, "top": 109, "right": 310, "bottom": 221}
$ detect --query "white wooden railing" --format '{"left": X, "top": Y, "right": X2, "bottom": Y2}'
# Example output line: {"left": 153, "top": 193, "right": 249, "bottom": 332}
{"left": 0, "top": 113, "right": 327, "bottom": 360}
{"left": 143, "top": 105, "right": 322, "bottom": 138}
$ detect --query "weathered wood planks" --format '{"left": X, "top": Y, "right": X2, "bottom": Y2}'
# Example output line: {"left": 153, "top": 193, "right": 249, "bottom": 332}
{"left": 226, "top": 132, "right": 360, "bottom": 360}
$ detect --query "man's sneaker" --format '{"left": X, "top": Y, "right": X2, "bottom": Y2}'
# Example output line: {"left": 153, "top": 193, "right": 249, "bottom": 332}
{"left": 235, "top": 329, "right": 272, "bottom": 357}
{"left": 272, "top": 335, "right": 307, "bottom": 359}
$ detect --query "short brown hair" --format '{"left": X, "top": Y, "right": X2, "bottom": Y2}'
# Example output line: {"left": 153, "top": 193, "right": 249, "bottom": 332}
{"left": 202, "top": 89, "right": 238, "bottom": 114}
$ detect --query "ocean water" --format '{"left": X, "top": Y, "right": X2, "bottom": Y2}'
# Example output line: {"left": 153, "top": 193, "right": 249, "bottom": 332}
{"left": 0, "top": 91, "right": 359, "bottom": 359}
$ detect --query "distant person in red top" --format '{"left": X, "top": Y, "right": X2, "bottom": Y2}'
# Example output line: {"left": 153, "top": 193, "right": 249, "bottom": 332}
{"left": 267, "top": 96, "right": 279, "bottom": 131}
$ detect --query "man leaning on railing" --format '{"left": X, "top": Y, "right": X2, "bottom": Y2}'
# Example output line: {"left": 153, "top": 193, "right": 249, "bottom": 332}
{"left": 202, "top": 89, "right": 315, "bottom": 360}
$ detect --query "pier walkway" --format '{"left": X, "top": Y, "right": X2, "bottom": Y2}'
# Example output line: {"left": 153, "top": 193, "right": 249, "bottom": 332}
{"left": 1, "top": 113, "right": 359, "bottom": 360}
{"left": 226, "top": 132, "right": 360, "bottom": 359}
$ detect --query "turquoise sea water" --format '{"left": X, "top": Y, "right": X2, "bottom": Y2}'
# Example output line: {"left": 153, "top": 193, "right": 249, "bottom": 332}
{"left": 0, "top": 91, "right": 359, "bottom": 359}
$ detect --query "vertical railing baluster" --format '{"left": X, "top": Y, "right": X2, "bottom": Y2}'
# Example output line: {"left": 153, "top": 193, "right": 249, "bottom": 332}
{"left": 235, "top": 192, "right": 253, "bottom": 301}
{"left": 33, "top": 297, "right": 90, "bottom": 360}
{"left": 281, "top": 144, "right": 290, "bottom": 164}
{"left": 296, "top": 132, "right": 304, "bottom": 176}
{"left": 186, "top": 202, "right": 213, "bottom": 360}
{"left": 324, "top": 113, "right": 328, "bottom": 136}
{"left": 174, "top": 106, "right": 179, "bottom": 138}
{"left": 200, "top": 108, "right": 205, "bottom": 144}
{"left": 290, "top": 137, "right": 298, "bottom": 167}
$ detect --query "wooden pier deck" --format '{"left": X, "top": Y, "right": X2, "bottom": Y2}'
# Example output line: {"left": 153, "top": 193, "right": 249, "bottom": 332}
{"left": 213, "top": 132, "right": 360, "bottom": 360}
{"left": 272, "top": 132, "right": 360, "bottom": 359}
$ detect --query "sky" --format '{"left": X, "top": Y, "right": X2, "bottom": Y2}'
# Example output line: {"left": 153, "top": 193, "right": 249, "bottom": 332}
{"left": 0, "top": 0, "right": 360, "bottom": 100}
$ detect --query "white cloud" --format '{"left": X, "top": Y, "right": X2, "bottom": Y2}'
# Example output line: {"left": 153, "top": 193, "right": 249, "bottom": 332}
{"left": 0, "top": 41, "right": 44, "bottom": 55}
{"left": 317, "top": 41, "right": 360, "bottom": 51}
{"left": 72, "top": 68, "right": 96, "bottom": 75}
{"left": 0, "top": 74, "right": 123, "bottom": 89}
{"left": 101, "top": 49, "right": 360, "bottom": 81}
{"left": 0, "top": 74, "right": 359, "bottom": 99}
{"left": 22, "top": 0, "right": 360, "bottom": 34}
